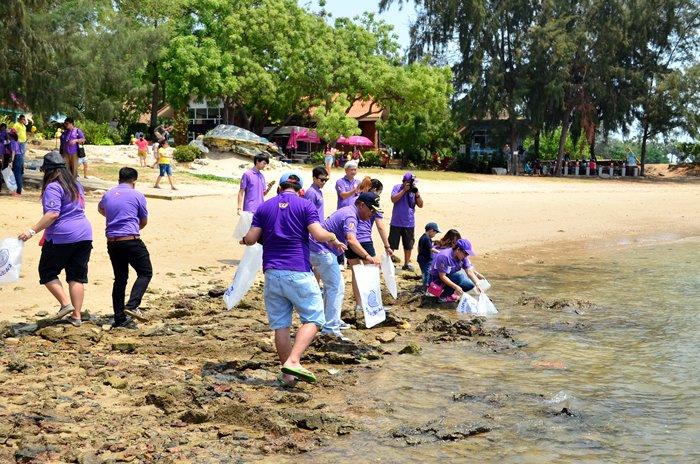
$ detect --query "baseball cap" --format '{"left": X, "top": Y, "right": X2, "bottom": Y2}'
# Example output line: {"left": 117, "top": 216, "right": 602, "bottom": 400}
{"left": 279, "top": 172, "right": 304, "bottom": 189}
{"left": 357, "top": 191, "right": 383, "bottom": 213}
{"left": 425, "top": 222, "right": 441, "bottom": 232}
{"left": 40, "top": 150, "right": 66, "bottom": 172}
{"left": 455, "top": 238, "right": 476, "bottom": 256}
{"left": 403, "top": 172, "right": 416, "bottom": 182}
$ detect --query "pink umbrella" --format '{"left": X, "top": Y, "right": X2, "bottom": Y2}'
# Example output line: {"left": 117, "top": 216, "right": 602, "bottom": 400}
{"left": 337, "top": 135, "right": 374, "bottom": 147}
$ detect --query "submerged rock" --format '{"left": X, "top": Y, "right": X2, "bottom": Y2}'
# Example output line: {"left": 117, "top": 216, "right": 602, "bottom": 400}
{"left": 399, "top": 343, "right": 422, "bottom": 355}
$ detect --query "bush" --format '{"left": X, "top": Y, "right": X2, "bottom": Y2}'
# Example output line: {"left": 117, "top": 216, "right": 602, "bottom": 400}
{"left": 308, "top": 151, "right": 325, "bottom": 165}
{"left": 78, "top": 119, "right": 121, "bottom": 145}
{"left": 173, "top": 145, "right": 201, "bottom": 163}
{"left": 361, "top": 150, "right": 382, "bottom": 167}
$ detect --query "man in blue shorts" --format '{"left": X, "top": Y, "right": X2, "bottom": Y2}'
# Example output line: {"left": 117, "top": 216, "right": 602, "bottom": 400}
{"left": 242, "top": 172, "right": 345, "bottom": 385}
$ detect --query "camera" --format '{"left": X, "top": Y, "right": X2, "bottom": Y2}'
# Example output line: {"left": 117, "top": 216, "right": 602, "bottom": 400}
{"left": 407, "top": 179, "right": 418, "bottom": 193}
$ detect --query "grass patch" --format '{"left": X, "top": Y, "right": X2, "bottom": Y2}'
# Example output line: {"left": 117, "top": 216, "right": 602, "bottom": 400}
{"left": 181, "top": 172, "right": 240, "bottom": 184}
{"left": 357, "top": 167, "right": 477, "bottom": 182}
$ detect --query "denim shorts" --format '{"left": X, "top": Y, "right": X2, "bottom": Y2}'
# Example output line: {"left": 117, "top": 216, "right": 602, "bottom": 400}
{"left": 159, "top": 164, "right": 172, "bottom": 176}
{"left": 324, "top": 155, "right": 335, "bottom": 165}
{"left": 263, "top": 269, "right": 325, "bottom": 330}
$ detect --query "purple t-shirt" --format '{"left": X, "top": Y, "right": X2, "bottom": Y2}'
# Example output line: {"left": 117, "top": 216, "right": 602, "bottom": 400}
{"left": 429, "top": 247, "right": 473, "bottom": 277}
{"left": 304, "top": 184, "right": 324, "bottom": 220}
{"left": 60, "top": 128, "right": 85, "bottom": 156}
{"left": 309, "top": 205, "right": 358, "bottom": 254}
{"left": 251, "top": 192, "right": 320, "bottom": 272}
{"left": 335, "top": 176, "right": 359, "bottom": 210}
{"left": 42, "top": 182, "right": 92, "bottom": 244}
{"left": 98, "top": 184, "right": 148, "bottom": 238}
{"left": 390, "top": 184, "right": 417, "bottom": 228}
{"left": 356, "top": 211, "right": 382, "bottom": 243}
{"left": 9, "top": 140, "right": 21, "bottom": 156}
{"left": 240, "top": 168, "right": 266, "bottom": 213}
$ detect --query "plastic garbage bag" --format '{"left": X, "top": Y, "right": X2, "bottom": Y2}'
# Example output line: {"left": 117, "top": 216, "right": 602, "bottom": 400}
{"left": 0, "top": 238, "right": 23, "bottom": 284}
{"left": 223, "top": 243, "right": 263, "bottom": 309}
{"left": 380, "top": 253, "right": 398, "bottom": 299}
{"left": 353, "top": 263, "right": 386, "bottom": 328}
{"left": 475, "top": 293, "right": 498, "bottom": 316}
{"left": 232, "top": 211, "right": 254, "bottom": 240}
{"left": 456, "top": 293, "right": 479, "bottom": 314}
{"left": 1, "top": 167, "right": 17, "bottom": 193}
{"left": 479, "top": 278, "right": 491, "bottom": 292}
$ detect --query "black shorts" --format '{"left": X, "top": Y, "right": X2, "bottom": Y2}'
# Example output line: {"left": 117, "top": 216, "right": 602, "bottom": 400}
{"left": 389, "top": 226, "right": 415, "bottom": 250}
{"left": 38, "top": 240, "right": 92, "bottom": 284}
{"left": 345, "top": 241, "right": 376, "bottom": 260}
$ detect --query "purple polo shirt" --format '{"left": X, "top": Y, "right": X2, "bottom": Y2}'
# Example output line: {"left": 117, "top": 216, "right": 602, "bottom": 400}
{"left": 429, "top": 247, "right": 473, "bottom": 277}
{"left": 60, "top": 128, "right": 85, "bottom": 156}
{"left": 335, "top": 176, "right": 359, "bottom": 210}
{"left": 309, "top": 205, "right": 358, "bottom": 255}
{"left": 251, "top": 191, "right": 320, "bottom": 272}
{"left": 390, "top": 184, "right": 417, "bottom": 228}
{"left": 42, "top": 182, "right": 92, "bottom": 244}
{"left": 240, "top": 168, "right": 266, "bottom": 213}
{"left": 304, "top": 184, "right": 324, "bottom": 219}
{"left": 10, "top": 140, "right": 21, "bottom": 156}
{"left": 98, "top": 184, "right": 148, "bottom": 238}
{"left": 356, "top": 211, "right": 383, "bottom": 243}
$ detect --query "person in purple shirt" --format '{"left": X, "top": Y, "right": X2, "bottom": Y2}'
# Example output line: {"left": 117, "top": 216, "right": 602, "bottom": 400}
{"left": 304, "top": 166, "right": 329, "bottom": 219}
{"left": 389, "top": 172, "right": 424, "bottom": 272}
{"left": 0, "top": 123, "right": 9, "bottom": 193}
{"left": 59, "top": 117, "right": 86, "bottom": 178}
{"left": 98, "top": 167, "right": 152, "bottom": 329}
{"left": 428, "top": 238, "right": 485, "bottom": 302}
{"left": 335, "top": 159, "right": 360, "bottom": 210}
{"left": 309, "top": 192, "right": 382, "bottom": 338}
{"left": 242, "top": 172, "right": 345, "bottom": 385}
{"left": 8, "top": 130, "right": 24, "bottom": 195}
{"left": 237, "top": 153, "right": 275, "bottom": 215}
{"left": 18, "top": 151, "right": 93, "bottom": 327}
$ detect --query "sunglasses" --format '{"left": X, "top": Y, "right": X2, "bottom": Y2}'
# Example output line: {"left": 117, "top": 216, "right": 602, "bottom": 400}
{"left": 318, "top": 177, "right": 329, "bottom": 182}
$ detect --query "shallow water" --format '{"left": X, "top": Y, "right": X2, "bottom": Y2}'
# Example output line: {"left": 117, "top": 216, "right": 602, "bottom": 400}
{"left": 297, "top": 236, "right": 700, "bottom": 463}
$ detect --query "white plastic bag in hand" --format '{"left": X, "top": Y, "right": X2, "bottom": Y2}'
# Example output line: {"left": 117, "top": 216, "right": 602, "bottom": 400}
{"left": 1, "top": 167, "right": 17, "bottom": 194}
{"left": 380, "top": 253, "right": 398, "bottom": 299}
{"left": 232, "top": 211, "right": 254, "bottom": 240}
{"left": 353, "top": 263, "right": 386, "bottom": 328}
{"left": 475, "top": 293, "right": 498, "bottom": 316}
{"left": 223, "top": 243, "right": 263, "bottom": 309}
{"left": 0, "top": 238, "right": 23, "bottom": 284}
{"left": 478, "top": 278, "right": 491, "bottom": 292}
{"left": 456, "top": 293, "right": 479, "bottom": 314}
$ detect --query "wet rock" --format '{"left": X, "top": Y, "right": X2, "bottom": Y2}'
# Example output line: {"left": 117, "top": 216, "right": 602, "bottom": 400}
{"left": 391, "top": 418, "right": 490, "bottom": 445}
{"left": 399, "top": 343, "right": 422, "bottom": 355}
{"left": 166, "top": 308, "right": 191, "bottom": 319}
{"left": 273, "top": 392, "right": 311, "bottom": 404}
{"left": 416, "top": 314, "right": 453, "bottom": 332}
{"left": 37, "top": 326, "right": 65, "bottom": 342}
{"left": 517, "top": 295, "right": 600, "bottom": 312}
{"left": 452, "top": 318, "right": 486, "bottom": 336}
{"left": 556, "top": 407, "right": 576, "bottom": 417}
{"left": 179, "top": 409, "right": 209, "bottom": 424}
{"left": 376, "top": 331, "right": 398, "bottom": 343}
{"left": 111, "top": 340, "right": 138, "bottom": 353}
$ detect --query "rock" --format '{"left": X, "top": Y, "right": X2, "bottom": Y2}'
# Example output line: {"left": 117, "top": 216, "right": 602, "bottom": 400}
{"left": 179, "top": 409, "right": 209, "bottom": 424}
{"left": 170, "top": 325, "right": 186, "bottom": 333}
{"left": 166, "top": 308, "right": 191, "bottom": 319}
{"left": 376, "top": 331, "right": 398, "bottom": 343}
{"left": 34, "top": 311, "right": 49, "bottom": 317}
{"left": 14, "top": 444, "right": 56, "bottom": 462}
{"left": 4, "top": 337, "right": 20, "bottom": 346}
{"left": 416, "top": 314, "right": 453, "bottom": 332}
{"left": 37, "top": 326, "right": 66, "bottom": 342}
{"left": 104, "top": 375, "right": 128, "bottom": 390}
{"left": 111, "top": 340, "right": 138, "bottom": 353}
{"left": 7, "top": 359, "right": 29, "bottom": 373}
{"left": 145, "top": 392, "right": 179, "bottom": 414}
{"left": 399, "top": 343, "right": 422, "bottom": 355}
{"left": 208, "top": 288, "right": 226, "bottom": 298}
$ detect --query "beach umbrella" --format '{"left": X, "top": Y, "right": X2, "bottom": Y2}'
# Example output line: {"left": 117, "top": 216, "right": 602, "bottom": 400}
{"left": 337, "top": 135, "right": 373, "bottom": 147}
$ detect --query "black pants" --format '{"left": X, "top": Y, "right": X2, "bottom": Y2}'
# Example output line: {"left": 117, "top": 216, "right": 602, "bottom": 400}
{"left": 107, "top": 239, "right": 153, "bottom": 324}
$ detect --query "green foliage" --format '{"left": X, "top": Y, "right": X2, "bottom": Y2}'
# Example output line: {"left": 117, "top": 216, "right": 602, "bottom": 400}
{"left": 676, "top": 142, "right": 700, "bottom": 161}
{"left": 524, "top": 129, "right": 589, "bottom": 160}
{"left": 77, "top": 120, "right": 121, "bottom": 145}
{"left": 308, "top": 151, "right": 325, "bottom": 165}
{"left": 173, "top": 145, "right": 201, "bottom": 163}
{"left": 361, "top": 150, "right": 382, "bottom": 167}
{"left": 314, "top": 95, "right": 361, "bottom": 143}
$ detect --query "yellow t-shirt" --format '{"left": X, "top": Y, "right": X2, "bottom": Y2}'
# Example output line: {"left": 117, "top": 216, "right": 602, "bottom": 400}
{"left": 12, "top": 122, "right": 27, "bottom": 143}
{"left": 158, "top": 147, "right": 171, "bottom": 165}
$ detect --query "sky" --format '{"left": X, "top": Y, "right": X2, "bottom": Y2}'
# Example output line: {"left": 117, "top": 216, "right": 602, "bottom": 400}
{"left": 309, "top": 0, "right": 414, "bottom": 52}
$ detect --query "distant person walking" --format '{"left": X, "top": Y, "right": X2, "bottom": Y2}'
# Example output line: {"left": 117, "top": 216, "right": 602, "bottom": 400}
{"left": 389, "top": 172, "right": 424, "bottom": 271}
{"left": 9, "top": 130, "right": 23, "bottom": 195}
{"left": 134, "top": 133, "right": 149, "bottom": 167}
{"left": 323, "top": 144, "right": 336, "bottom": 173}
{"left": 59, "top": 117, "right": 86, "bottom": 177}
{"left": 12, "top": 114, "right": 27, "bottom": 159}
{"left": 17, "top": 151, "right": 93, "bottom": 326}
{"left": 237, "top": 153, "right": 275, "bottom": 215}
{"left": 153, "top": 124, "right": 173, "bottom": 144}
{"left": 153, "top": 140, "right": 177, "bottom": 190}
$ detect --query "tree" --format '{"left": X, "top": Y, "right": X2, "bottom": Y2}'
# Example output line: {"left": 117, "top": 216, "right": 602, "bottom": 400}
{"left": 314, "top": 94, "right": 361, "bottom": 143}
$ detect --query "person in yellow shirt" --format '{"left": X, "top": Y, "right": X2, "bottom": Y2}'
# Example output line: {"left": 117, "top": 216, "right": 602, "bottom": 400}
{"left": 153, "top": 139, "right": 176, "bottom": 190}
{"left": 12, "top": 115, "right": 27, "bottom": 157}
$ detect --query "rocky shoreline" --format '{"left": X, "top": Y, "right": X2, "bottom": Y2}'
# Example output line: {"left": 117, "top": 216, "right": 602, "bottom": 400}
{"left": 0, "top": 268, "right": 585, "bottom": 463}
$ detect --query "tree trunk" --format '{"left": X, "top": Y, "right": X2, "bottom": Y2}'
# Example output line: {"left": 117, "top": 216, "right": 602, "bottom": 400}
{"left": 172, "top": 106, "right": 188, "bottom": 146}
{"left": 533, "top": 129, "right": 540, "bottom": 158}
{"left": 149, "top": 74, "right": 159, "bottom": 129}
{"left": 589, "top": 129, "right": 596, "bottom": 158}
{"left": 640, "top": 121, "right": 649, "bottom": 177}
{"left": 509, "top": 120, "right": 517, "bottom": 175}
{"left": 555, "top": 110, "right": 571, "bottom": 176}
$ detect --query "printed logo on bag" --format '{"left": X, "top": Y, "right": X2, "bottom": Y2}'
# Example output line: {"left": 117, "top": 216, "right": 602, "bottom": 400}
{"left": 0, "top": 249, "right": 11, "bottom": 277}
{"left": 367, "top": 289, "right": 380, "bottom": 309}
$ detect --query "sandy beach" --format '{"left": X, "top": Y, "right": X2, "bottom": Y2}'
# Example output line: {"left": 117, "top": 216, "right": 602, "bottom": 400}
{"left": 1, "top": 165, "right": 699, "bottom": 321}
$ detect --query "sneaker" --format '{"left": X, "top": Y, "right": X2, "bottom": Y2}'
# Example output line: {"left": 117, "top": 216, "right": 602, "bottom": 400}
{"left": 53, "top": 304, "right": 75, "bottom": 320}
{"left": 339, "top": 320, "right": 353, "bottom": 330}
{"left": 401, "top": 264, "right": 415, "bottom": 272}
{"left": 112, "top": 317, "right": 138, "bottom": 329}
{"left": 124, "top": 308, "right": 149, "bottom": 322}
{"left": 66, "top": 316, "right": 82, "bottom": 327}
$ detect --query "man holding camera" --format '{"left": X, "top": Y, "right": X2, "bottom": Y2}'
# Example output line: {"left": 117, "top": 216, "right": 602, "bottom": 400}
{"left": 389, "top": 172, "right": 423, "bottom": 271}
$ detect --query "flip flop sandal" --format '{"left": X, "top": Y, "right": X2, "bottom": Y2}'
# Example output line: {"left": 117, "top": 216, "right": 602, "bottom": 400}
{"left": 276, "top": 373, "right": 298, "bottom": 388}
{"left": 281, "top": 366, "right": 317, "bottom": 383}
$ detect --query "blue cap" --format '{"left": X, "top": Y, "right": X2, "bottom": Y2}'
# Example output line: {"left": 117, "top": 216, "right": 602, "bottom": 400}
{"left": 279, "top": 172, "right": 304, "bottom": 189}
{"left": 425, "top": 222, "right": 440, "bottom": 232}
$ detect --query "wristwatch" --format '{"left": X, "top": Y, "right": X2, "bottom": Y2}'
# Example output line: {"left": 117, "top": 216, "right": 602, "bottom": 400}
{"left": 28, "top": 229, "right": 36, "bottom": 237}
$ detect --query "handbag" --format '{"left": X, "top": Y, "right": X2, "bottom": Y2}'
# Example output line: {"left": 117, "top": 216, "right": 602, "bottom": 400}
{"left": 77, "top": 144, "right": 86, "bottom": 158}
{"left": 427, "top": 280, "right": 444, "bottom": 297}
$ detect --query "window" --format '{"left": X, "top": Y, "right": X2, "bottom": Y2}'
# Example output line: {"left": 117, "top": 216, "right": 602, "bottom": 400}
{"left": 472, "top": 130, "right": 487, "bottom": 147}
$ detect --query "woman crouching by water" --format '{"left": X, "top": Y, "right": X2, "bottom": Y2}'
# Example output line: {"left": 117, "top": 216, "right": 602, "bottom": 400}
{"left": 18, "top": 151, "right": 93, "bottom": 326}
{"left": 428, "top": 238, "right": 484, "bottom": 303}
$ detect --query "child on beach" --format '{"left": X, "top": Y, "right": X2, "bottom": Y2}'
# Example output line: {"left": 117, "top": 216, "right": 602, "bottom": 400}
{"left": 417, "top": 222, "right": 441, "bottom": 289}
{"left": 134, "top": 133, "right": 149, "bottom": 167}
{"left": 153, "top": 140, "right": 177, "bottom": 190}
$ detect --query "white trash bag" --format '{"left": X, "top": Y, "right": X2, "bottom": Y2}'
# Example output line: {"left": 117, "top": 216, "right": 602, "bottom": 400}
{"left": 223, "top": 243, "right": 263, "bottom": 309}
{"left": 380, "top": 253, "right": 398, "bottom": 299}
{"left": 1, "top": 167, "right": 17, "bottom": 194}
{"left": 353, "top": 264, "right": 386, "bottom": 328}
{"left": 475, "top": 293, "right": 498, "bottom": 316}
{"left": 456, "top": 293, "right": 479, "bottom": 314}
{"left": 478, "top": 278, "right": 491, "bottom": 292}
{"left": 232, "top": 211, "right": 254, "bottom": 241}
{"left": 0, "top": 238, "right": 24, "bottom": 284}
